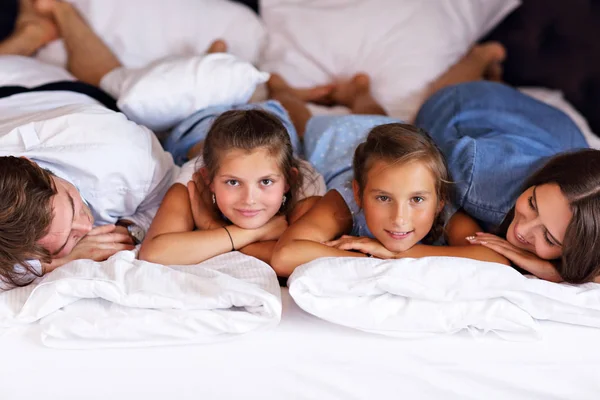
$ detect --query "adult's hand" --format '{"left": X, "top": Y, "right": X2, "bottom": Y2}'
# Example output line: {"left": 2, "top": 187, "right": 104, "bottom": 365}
{"left": 467, "top": 232, "right": 563, "bottom": 282}
{"left": 43, "top": 225, "right": 135, "bottom": 273}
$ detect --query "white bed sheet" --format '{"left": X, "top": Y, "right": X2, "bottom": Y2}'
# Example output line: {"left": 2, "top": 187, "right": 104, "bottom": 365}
{"left": 1, "top": 288, "right": 599, "bottom": 400}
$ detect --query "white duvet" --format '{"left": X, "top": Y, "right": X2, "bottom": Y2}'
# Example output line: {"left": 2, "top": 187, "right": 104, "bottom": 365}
{"left": 288, "top": 256, "right": 600, "bottom": 340}
{"left": 0, "top": 251, "right": 281, "bottom": 348}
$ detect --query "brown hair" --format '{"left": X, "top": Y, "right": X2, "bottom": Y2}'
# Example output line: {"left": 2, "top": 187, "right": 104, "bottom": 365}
{"left": 201, "top": 109, "right": 305, "bottom": 216}
{"left": 352, "top": 123, "right": 451, "bottom": 244}
{"left": 498, "top": 149, "right": 600, "bottom": 283}
{"left": 0, "top": 157, "right": 56, "bottom": 287}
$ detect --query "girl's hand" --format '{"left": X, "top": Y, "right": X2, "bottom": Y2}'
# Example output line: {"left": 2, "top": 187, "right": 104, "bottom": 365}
{"left": 323, "top": 235, "right": 395, "bottom": 259}
{"left": 259, "top": 215, "right": 289, "bottom": 241}
{"left": 466, "top": 232, "right": 563, "bottom": 282}
{"left": 187, "top": 172, "right": 223, "bottom": 230}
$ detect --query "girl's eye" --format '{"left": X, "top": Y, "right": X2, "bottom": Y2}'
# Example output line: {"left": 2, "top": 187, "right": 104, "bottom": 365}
{"left": 261, "top": 179, "right": 273, "bottom": 186}
{"left": 376, "top": 195, "right": 390, "bottom": 202}
{"left": 226, "top": 180, "right": 239, "bottom": 186}
{"left": 528, "top": 196, "right": 535, "bottom": 210}
{"left": 412, "top": 196, "right": 425, "bottom": 204}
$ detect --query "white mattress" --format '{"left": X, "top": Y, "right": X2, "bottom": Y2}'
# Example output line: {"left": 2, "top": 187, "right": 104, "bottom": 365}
{"left": 1, "top": 288, "right": 599, "bottom": 400}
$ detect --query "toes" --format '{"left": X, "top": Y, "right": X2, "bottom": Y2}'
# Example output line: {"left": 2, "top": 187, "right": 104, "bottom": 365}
{"left": 352, "top": 73, "right": 370, "bottom": 87}
{"left": 474, "top": 41, "right": 507, "bottom": 63}
{"left": 485, "top": 62, "right": 504, "bottom": 82}
{"left": 206, "top": 39, "right": 227, "bottom": 54}
{"left": 33, "top": 0, "right": 57, "bottom": 15}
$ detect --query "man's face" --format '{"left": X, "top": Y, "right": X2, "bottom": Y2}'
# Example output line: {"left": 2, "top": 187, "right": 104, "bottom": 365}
{"left": 37, "top": 176, "right": 94, "bottom": 258}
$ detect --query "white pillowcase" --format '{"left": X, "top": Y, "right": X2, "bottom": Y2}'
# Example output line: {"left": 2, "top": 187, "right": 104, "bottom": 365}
{"left": 260, "top": 0, "right": 521, "bottom": 121}
{"left": 288, "top": 256, "right": 600, "bottom": 340}
{"left": 0, "top": 251, "right": 282, "bottom": 349}
{"left": 99, "top": 53, "right": 270, "bottom": 131}
{"left": 37, "top": 0, "right": 266, "bottom": 67}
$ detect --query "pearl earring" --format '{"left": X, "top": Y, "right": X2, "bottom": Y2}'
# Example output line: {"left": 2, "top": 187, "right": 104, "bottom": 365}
{"left": 282, "top": 195, "right": 287, "bottom": 206}
{"left": 212, "top": 193, "right": 216, "bottom": 204}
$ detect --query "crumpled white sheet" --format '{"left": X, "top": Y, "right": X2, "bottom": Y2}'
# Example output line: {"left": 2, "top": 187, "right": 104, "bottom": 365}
{"left": 288, "top": 256, "right": 600, "bottom": 340}
{"left": 0, "top": 251, "right": 281, "bottom": 348}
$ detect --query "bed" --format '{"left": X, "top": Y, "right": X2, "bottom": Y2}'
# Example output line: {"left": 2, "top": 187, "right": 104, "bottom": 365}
{"left": 2, "top": 1, "right": 600, "bottom": 399}
{"left": 2, "top": 288, "right": 600, "bottom": 400}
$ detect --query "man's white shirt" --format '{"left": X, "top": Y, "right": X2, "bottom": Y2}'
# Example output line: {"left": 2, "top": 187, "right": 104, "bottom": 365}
{"left": 0, "top": 56, "right": 179, "bottom": 233}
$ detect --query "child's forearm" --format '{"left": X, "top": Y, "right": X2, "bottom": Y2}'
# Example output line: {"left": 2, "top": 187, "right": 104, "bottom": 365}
{"left": 139, "top": 226, "right": 261, "bottom": 265}
{"left": 271, "top": 240, "right": 365, "bottom": 277}
{"left": 395, "top": 244, "right": 511, "bottom": 265}
{"left": 239, "top": 241, "right": 277, "bottom": 265}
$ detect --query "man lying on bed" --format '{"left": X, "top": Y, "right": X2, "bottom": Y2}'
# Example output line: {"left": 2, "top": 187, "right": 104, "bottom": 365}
{"left": 0, "top": 0, "right": 331, "bottom": 289}
{"left": 0, "top": 0, "right": 186, "bottom": 288}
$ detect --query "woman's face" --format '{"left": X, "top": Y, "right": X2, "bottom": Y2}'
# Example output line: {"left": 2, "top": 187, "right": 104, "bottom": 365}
{"left": 507, "top": 183, "right": 572, "bottom": 260}
{"left": 210, "top": 148, "right": 288, "bottom": 229}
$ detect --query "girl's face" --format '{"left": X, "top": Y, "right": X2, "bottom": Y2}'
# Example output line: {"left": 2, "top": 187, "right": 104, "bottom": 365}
{"left": 507, "top": 184, "right": 571, "bottom": 260}
{"left": 354, "top": 160, "right": 442, "bottom": 253}
{"left": 209, "top": 148, "right": 288, "bottom": 229}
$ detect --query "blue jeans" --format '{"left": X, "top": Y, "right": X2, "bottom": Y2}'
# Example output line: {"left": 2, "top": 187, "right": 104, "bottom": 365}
{"left": 415, "top": 81, "right": 588, "bottom": 229}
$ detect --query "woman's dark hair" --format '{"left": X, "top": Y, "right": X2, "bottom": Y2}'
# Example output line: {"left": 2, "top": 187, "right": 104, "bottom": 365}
{"left": 352, "top": 123, "right": 451, "bottom": 244}
{"left": 498, "top": 149, "right": 600, "bottom": 283}
{"left": 201, "top": 109, "right": 305, "bottom": 215}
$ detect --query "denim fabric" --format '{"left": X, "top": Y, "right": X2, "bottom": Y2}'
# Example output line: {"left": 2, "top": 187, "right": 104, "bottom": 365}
{"left": 164, "top": 100, "right": 300, "bottom": 166}
{"left": 303, "top": 114, "right": 400, "bottom": 238}
{"left": 415, "top": 81, "right": 588, "bottom": 229}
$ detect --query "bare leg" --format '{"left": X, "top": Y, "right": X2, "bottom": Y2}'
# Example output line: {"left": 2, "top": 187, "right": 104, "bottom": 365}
{"left": 35, "top": 0, "right": 121, "bottom": 85}
{"left": 424, "top": 42, "right": 506, "bottom": 99}
{"left": 267, "top": 74, "right": 316, "bottom": 137}
{"left": 0, "top": 0, "right": 57, "bottom": 56}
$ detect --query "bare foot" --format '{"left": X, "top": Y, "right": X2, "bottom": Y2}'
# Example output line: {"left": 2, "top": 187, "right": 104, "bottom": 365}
{"left": 33, "top": 0, "right": 57, "bottom": 15}
{"left": 16, "top": 17, "right": 58, "bottom": 47}
{"left": 319, "top": 73, "right": 386, "bottom": 115}
{"left": 327, "top": 73, "right": 371, "bottom": 108}
{"left": 473, "top": 41, "right": 507, "bottom": 62}
{"left": 1, "top": 1, "right": 58, "bottom": 55}
{"left": 15, "top": 0, "right": 58, "bottom": 46}
{"left": 267, "top": 73, "right": 334, "bottom": 103}
{"left": 425, "top": 41, "right": 507, "bottom": 100}
{"left": 470, "top": 41, "right": 506, "bottom": 82}
{"left": 485, "top": 62, "right": 504, "bottom": 82}
{"left": 206, "top": 39, "right": 227, "bottom": 54}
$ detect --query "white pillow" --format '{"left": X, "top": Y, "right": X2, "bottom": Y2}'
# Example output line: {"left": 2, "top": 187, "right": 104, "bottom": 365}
{"left": 0, "top": 251, "right": 282, "bottom": 348}
{"left": 99, "top": 53, "right": 270, "bottom": 131}
{"left": 260, "top": 0, "right": 521, "bottom": 121}
{"left": 36, "top": 0, "right": 266, "bottom": 67}
{"left": 288, "top": 256, "right": 600, "bottom": 340}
